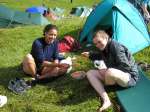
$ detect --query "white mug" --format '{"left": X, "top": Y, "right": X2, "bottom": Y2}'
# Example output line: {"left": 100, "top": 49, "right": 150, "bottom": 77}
{"left": 94, "top": 60, "right": 107, "bottom": 69}
{"left": 0, "top": 95, "right": 7, "bottom": 107}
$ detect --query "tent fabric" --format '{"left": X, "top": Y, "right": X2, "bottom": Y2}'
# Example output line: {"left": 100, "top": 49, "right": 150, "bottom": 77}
{"left": 0, "top": 5, "right": 15, "bottom": 20}
{"left": 26, "top": 6, "right": 47, "bottom": 14}
{"left": 50, "top": 7, "right": 65, "bottom": 16}
{"left": 116, "top": 69, "right": 150, "bottom": 112}
{"left": 0, "top": 5, "right": 50, "bottom": 27}
{"left": 79, "top": 0, "right": 150, "bottom": 54}
{"left": 0, "top": 18, "right": 10, "bottom": 27}
{"left": 70, "top": 6, "right": 92, "bottom": 17}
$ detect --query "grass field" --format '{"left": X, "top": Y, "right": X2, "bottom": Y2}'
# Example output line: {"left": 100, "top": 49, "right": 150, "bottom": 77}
{"left": 0, "top": 0, "right": 150, "bottom": 112}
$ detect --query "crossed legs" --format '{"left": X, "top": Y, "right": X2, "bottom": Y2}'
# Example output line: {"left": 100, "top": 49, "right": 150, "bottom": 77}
{"left": 22, "top": 54, "right": 70, "bottom": 79}
{"left": 39, "top": 64, "right": 69, "bottom": 79}
{"left": 22, "top": 54, "right": 36, "bottom": 77}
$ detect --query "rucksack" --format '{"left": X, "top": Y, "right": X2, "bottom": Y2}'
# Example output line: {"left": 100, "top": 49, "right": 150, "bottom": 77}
{"left": 58, "top": 35, "right": 81, "bottom": 52}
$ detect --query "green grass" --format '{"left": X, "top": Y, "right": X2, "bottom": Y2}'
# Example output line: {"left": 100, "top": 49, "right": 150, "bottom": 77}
{"left": 0, "top": 0, "right": 150, "bottom": 112}
{"left": 1, "top": 0, "right": 99, "bottom": 11}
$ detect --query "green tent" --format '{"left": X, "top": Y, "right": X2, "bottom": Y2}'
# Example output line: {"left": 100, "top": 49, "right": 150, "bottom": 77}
{"left": 70, "top": 6, "right": 92, "bottom": 17}
{"left": 50, "top": 7, "right": 65, "bottom": 16}
{"left": 0, "top": 5, "right": 50, "bottom": 27}
{"left": 79, "top": 0, "right": 150, "bottom": 54}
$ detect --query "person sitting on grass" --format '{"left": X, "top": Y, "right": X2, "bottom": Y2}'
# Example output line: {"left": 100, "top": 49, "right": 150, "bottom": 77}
{"left": 142, "top": 0, "right": 150, "bottom": 20}
{"left": 22, "top": 24, "right": 70, "bottom": 82}
{"left": 81, "top": 30, "right": 139, "bottom": 112}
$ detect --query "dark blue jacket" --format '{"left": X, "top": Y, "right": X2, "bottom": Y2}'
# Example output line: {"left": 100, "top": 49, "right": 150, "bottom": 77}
{"left": 31, "top": 38, "right": 59, "bottom": 68}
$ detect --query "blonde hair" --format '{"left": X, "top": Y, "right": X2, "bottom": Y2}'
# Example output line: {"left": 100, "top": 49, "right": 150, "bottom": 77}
{"left": 93, "top": 30, "right": 109, "bottom": 40}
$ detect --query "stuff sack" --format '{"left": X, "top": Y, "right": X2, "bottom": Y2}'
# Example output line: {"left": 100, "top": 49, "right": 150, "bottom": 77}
{"left": 58, "top": 35, "right": 81, "bottom": 52}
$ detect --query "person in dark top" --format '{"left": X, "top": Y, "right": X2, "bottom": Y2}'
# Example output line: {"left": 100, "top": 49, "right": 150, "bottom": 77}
{"left": 142, "top": 0, "right": 150, "bottom": 19}
{"left": 81, "top": 30, "right": 139, "bottom": 112}
{"left": 22, "top": 24, "right": 69, "bottom": 80}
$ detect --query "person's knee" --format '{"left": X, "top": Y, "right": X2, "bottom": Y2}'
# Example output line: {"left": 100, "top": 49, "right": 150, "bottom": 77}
{"left": 23, "top": 54, "right": 35, "bottom": 64}
{"left": 104, "top": 68, "right": 117, "bottom": 85}
{"left": 105, "top": 68, "right": 114, "bottom": 75}
{"left": 105, "top": 68, "right": 118, "bottom": 79}
{"left": 26, "top": 54, "right": 34, "bottom": 61}
{"left": 86, "top": 70, "right": 97, "bottom": 79}
{"left": 105, "top": 68, "right": 129, "bottom": 86}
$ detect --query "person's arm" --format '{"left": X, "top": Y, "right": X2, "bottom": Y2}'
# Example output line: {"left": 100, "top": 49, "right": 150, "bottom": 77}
{"left": 31, "top": 39, "right": 45, "bottom": 64}
{"left": 52, "top": 41, "right": 69, "bottom": 68}
{"left": 52, "top": 40, "right": 59, "bottom": 61}
{"left": 81, "top": 52, "right": 90, "bottom": 58}
{"left": 142, "top": 1, "right": 150, "bottom": 18}
{"left": 42, "top": 61, "right": 59, "bottom": 67}
{"left": 42, "top": 40, "right": 62, "bottom": 67}
{"left": 42, "top": 60, "right": 68, "bottom": 68}
{"left": 82, "top": 51, "right": 102, "bottom": 60}
{"left": 113, "top": 44, "right": 132, "bottom": 72}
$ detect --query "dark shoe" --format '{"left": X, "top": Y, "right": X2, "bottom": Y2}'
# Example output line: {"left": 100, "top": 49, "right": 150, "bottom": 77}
{"left": 26, "top": 79, "right": 37, "bottom": 87}
{"left": 15, "top": 77, "right": 31, "bottom": 89}
{"left": 8, "top": 80, "right": 25, "bottom": 94}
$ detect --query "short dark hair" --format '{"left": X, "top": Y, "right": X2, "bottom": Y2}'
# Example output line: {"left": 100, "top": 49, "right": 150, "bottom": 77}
{"left": 43, "top": 24, "right": 58, "bottom": 36}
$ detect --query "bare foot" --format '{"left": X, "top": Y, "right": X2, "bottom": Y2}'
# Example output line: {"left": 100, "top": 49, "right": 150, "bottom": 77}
{"left": 97, "top": 100, "right": 112, "bottom": 112}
